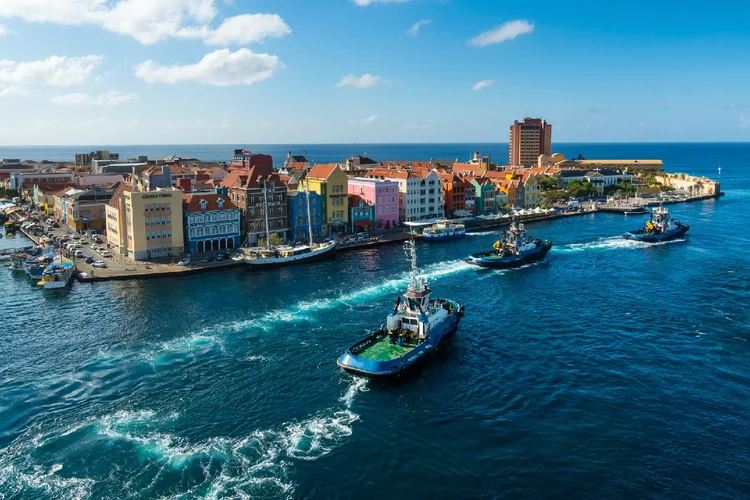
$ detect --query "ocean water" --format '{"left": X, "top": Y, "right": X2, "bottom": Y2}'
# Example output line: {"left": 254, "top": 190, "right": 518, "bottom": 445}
{"left": 0, "top": 143, "right": 748, "bottom": 499}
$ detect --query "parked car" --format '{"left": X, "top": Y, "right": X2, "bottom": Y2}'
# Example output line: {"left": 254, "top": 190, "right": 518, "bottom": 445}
{"left": 101, "top": 251, "right": 112, "bottom": 258}
{"left": 216, "top": 253, "right": 226, "bottom": 261}
{"left": 93, "top": 261, "right": 107, "bottom": 268}
{"left": 200, "top": 256, "right": 213, "bottom": 263}
{"left": 51, "top": 222, "right": 60, "bottom": 228}
{"left": 71, "top": 234, "right": 81, "bottom": 240}
{"left": 85, "top": 256, "right": 94, "bottom": 264}
{"left": 177, "top": 257, "right": 190, "bottom": 266}
{"left": 74, "top": 250, "right": 85, "bottom": 258}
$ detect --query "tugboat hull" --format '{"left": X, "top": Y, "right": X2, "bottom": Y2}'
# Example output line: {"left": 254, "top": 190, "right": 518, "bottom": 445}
{"left": 465, "top": 241, "right": 552, "bottom": 269}
{"left": 623, "top": 224, "right": 689, "bottom": 242}
{"left": 337, "top": 304, "right": 464, "bottom": 379}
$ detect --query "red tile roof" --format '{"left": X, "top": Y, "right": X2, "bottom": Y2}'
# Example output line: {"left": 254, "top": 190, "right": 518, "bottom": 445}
{"left": 182, "top": 193, "right": 237, "bottom": 212}
{"left": 308, "top": 163, "right": 339, "bottom": 180}
{"left": 221, "top": 164, "right": 278, "bottom": 189}
{"left": 107, "top": 183, "right": 134, "bottom": 208}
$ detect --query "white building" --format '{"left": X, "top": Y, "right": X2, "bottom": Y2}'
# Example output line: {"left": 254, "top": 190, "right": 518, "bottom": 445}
{"left": 367, "top": 168, "right": 444, "bottom": 222}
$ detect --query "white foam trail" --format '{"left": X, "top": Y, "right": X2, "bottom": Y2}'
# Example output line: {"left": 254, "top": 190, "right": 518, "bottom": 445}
{"left": 556, "top": 236, "right": 687, "bottom": 253}
{"left": 0, "top": 464, "right": 95, "bottom": 499}
{"left": 466, "top": 231, "right": 499, "bottom": 236}
{"left": 14, "top": 379, "right": 369, "bottom": 497}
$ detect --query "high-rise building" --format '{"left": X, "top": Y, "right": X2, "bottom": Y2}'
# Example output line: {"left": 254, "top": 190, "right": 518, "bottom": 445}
{"left": 509, "top": 118, "right": 552, "bottom": 166}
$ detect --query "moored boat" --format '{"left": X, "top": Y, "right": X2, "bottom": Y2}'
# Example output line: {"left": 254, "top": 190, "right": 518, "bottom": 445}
{"left": 422, "top": 220, "right": 466, "bottom": 241}
{"left": 240, "top": 167, "right": 337, "bottom": 270}
{"left": 465, "top": 222, "right": 552, "bottom": 269}
{"left": 623, "top": 207, "right": 689, "bottom": 242}
{"left": 337, "top": 239, "right": 464, "bottom": 378}
{"left": 36, "top": 257, "right": 74, "bottom": 290}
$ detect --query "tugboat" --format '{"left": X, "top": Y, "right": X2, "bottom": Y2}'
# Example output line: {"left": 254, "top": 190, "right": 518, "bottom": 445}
{"left": 465, "top": 222, "right": 552, "bottom": 269}
{"left": 422, "top": 220, "right": 466, "bottom": 241}
{"left": 623, "top": 207, "right": 689, "bottom": 242}
{"left": 337, "top": 239, "right": 464, "bottom": 378}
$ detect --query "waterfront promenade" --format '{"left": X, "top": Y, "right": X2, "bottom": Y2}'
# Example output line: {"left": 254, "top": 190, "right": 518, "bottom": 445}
{"left": 15, "top": 191, "right": 721, "bottom": 284}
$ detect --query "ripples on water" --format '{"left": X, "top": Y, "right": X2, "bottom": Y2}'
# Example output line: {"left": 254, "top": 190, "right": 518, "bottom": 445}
{"left": 1, "top": 157, "right": 749, "bottom": 498}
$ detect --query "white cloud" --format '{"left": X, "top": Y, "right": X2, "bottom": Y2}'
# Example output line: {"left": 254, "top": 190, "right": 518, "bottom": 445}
{"left": 0, "top": 0, "right": 291, "bottom": 46}
{"left": 0, "top": 85, "right": 27, "bottom": 97}
{"left": 740, "top": 114, "right": 749, "bottom": 129}
{"left": 0, "top": 55, "right": 103, "bottom": 86}
{"left": 472, "top": 79, "right": 494, "bottom": 91}
{"left": 336, "top": 73, "right": 382, "bottom": 88}
{"left": 363, "top": 115, "right": 378, "bottom": 124}
{"left": 352, "top": 0, "right": 409, "bottom": 5}
{"left": 407, "top": 19, "right": 431, "bottom": 36}
{"left": 202, "top": 14, "right": 290, "bottom": 45}
{"left": 0, "top": 24, "right": 9, "bottom": 36}
{"left": 469, "top": 19, "right": 534, "bottom": 47}
{"left": 135, "top": 49, "right": 281, "bottom": 86}
{"left": 51, "top": 90, "right": 138, "bottom": 107}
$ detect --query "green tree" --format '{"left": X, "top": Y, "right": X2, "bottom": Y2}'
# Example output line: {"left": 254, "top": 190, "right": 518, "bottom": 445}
{"left": 537, "top": 175, "right": 559, "bottom": 192}
{"left": 169, "top": 247, "right": 183, "bottom": 263}
{"left": 566, "top": 180, "right": 596, "bottom": 199}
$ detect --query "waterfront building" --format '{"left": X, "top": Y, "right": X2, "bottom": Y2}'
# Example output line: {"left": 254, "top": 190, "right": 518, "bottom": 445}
{"left": 470, "top": 178, "right": 497, "bottom": 214}
{"left": 522, "top": 175, "right": 542, "bottom": 208}
{"left": 462, "top": 179, "right": 476, "bottom": 215}
{"left": 347, "top": 177, "right": 399, "bottom": 230}
{"left": 182, "top": 190, "right": 241, "bottom": 253}
{"left": 138, "top": 164, "right": 197, "bottom": 191}
{"left": 8, "top": 171, "right": 75, "bottom": 192}
{"left": 438, "top": 172, "right": 467, "bottom": 217}
{"left": 228, "top": 149, "right": 273, "bottom": 171}
{"left": 61, "top": 185, "right": 118, "bottom": 232}
{"left": 106, "top": 185, "right": 185, "bottom": 260}
{"left": 302, "top": 163, "right": 349, "bottom": 235}
{"left": 558, "top": 169, "right": 634, "bottom": 195}
{"left": 510, "top": 117, "right": 552, "bottom": 167}
{"left": 287, "top": 190, "right": 323, "bottom": 242}
{"left": 348, "top": 195, "right": 376, "bottom": 233}
{"left": 221, "top": 165, "right": 289, "bottom": 245}
{"left": 33, "top": 183, "right": 73, "bottom": 214}
{"left": 654, "top": 173, "right": 719, "bottom": 195}
{"left": 366, "top": 168, "right": 444, "bottom": 222}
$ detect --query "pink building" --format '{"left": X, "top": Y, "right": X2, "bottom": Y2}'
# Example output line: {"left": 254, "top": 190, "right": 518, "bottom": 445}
{"left": 348, "top": 177, "right": 399, "bottom": 229}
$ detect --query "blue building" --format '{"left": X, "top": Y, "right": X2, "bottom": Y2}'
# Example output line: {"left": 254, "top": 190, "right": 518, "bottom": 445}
{"left": 182, "top": 189, "right": 241, "bottom": 253}
{"left": 287, "top": 190, "right": 323, "bottom": 243}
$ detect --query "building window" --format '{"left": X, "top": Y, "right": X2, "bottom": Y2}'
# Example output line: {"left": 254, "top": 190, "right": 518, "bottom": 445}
{"left": 200, "top": 200, "right": 207, "bottom": 210}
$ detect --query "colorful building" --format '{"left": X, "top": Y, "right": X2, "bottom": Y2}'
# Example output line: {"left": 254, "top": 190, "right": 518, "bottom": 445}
{"left": 510, "top": 117, "right": 552, "bottom": 167}
{"left": 287, "top": 190, "right": 323, "bottom": 242}
{"left": 221, "top": 165, "right": 289, "bottom": 245}
{"left": 302, "top": 163, "right": 349, "bottom": 235}
{"left": 470, "top": 178, "right": 497, "bottom": 214}
{"left": 463, "top": 179, "right": 476, "bottom": 215}
{"left": 62, "top": 185, "right": 118, "bottom": 232}
{"left": 348, "top": 194, "right": 376, "bottom": 232}
{"left": 106, "top": 185, "right": 185, "bottom": 260}
{"left": 438, "top": 172, "right": 467, "bottom": 217}
{"left": 347, "top": 177, "right": 399, "bottom": 230}
{"left": 182, "top": 190, "right": 241, "bottom": 254}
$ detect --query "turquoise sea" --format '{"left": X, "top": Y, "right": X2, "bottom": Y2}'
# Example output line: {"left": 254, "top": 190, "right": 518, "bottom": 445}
{"left": 0, "top": 143, "right": 748, "bottom": 499}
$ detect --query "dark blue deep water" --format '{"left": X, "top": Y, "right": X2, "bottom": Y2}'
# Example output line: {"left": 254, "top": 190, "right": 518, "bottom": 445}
{"left": 0, "top": 143, "right": 748, "bottom": 499}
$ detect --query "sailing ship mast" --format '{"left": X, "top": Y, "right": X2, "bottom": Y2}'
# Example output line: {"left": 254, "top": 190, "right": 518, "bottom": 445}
{"left": 262, "top": 179, "right": 271, "bottom": 249}
{"left": 304, "top": 156, "right": 314, "bottom": 247}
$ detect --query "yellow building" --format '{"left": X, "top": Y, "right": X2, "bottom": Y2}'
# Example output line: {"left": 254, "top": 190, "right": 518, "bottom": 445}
{"left": 302, "top": 163, "right": 349, "bottom": 235}
{"left": 106, "top": 185, "right": 185, "bottom": 260}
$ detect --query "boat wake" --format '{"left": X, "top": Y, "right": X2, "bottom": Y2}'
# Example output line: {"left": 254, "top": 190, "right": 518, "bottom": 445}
{"left": 1, "top": 378, "right": 368, "bottom": 498}
{"left": 555, "top": 236, "right": 687, "bottom": 253}
{"left": 465, "top": 230, "right": 499, "bottom": 236}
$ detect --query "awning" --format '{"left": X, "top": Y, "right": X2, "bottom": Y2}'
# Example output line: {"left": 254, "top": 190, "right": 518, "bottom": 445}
{"left": 353, "top": 220, "right": 371, "bottom": 227}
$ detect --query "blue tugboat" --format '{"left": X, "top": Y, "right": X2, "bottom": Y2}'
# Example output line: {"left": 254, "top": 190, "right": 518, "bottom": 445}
{"left": 337, "top": 240, "right": 464, "bottom": 378}
{"left": 623, "top": 207, "right": 689, "bottom": 242}
{"left": 465, "top": 222, "right": 552, "bottom": 269}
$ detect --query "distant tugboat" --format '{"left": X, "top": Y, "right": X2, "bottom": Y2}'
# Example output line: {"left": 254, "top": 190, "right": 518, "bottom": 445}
{"left": 337, "top": 239, "right": 464, "bottom": 378}
{"left": 623, "top": 207, "right": 689, "bottom": 242}
{"left": 465, "top": 222, "right": 552, "bottom": 269}
{"left": 422, "top": 220, "right": 466, "bottom": 241}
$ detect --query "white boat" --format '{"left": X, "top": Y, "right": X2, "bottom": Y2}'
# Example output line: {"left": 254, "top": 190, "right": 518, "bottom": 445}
{"left": 37, "top": 257, "right": 74, "bottom": 290}
{"left": 422, "top": 220, "right": 466, "bottom": 241}
{"left": 240, "top": 168, "right": 337, "bottom": 270}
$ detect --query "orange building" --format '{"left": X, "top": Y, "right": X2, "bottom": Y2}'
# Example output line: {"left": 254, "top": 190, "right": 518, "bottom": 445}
{"left": 509, "top": 117, "right": 552, "bottom": 167}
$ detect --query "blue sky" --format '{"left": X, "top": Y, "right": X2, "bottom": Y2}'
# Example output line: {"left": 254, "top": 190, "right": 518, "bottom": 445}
{"left": 0, "top": 0, "right": 749, "bottom": 145}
